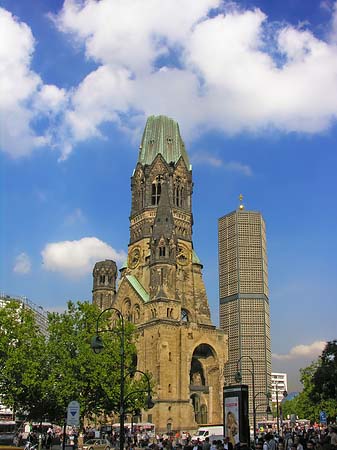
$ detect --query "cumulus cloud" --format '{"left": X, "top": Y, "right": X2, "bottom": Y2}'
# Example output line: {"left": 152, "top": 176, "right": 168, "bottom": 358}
{"left": 41, "top": 237, "right": 126, "bottom": 277}
{"left": 273, "top": 340, "right": 326, "bottom": 360}
{"left": 3, "top": 1, "right": 337, "bottom": 158}
{"left": 51, "top": 0, "right": 337, "bottom": 157}
{"left": 0, "top": 7, "right": 67, "bottom": 157}
{"left": 191, "top": 152, "right": 252, "bottom": 175}
{"left": 13, "top": 252, "right": 32, "bottom": 274}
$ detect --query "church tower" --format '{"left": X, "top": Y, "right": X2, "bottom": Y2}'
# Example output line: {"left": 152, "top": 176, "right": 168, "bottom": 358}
{"left": 92, "top": 260, "right": 117, "bottom": 310}
{"left": 93, "top": 115, "right": 227, "bottom": 432}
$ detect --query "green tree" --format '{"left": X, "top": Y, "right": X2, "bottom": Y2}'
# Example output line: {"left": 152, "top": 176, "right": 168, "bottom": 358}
{"left": 0, "top": 299, "right": 48, "bottom": 420}
{"left": 0, "top": 300, "right": 154, "bottom": 424}
{"left": 44, "top": 301, "right": 153, "bottom": 424}
{"left": 311, "top": 340, "right": 337, "bottom": 403}
{"left": 282, "top": 342, "right": 337, "bottom": 423}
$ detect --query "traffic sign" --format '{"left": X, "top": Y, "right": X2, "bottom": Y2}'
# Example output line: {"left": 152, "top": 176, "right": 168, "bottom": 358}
{"left": 319, "top": 411, "right": 327, "bottom": 424}
{"left": 67, "top": 401, "right": 80, "bottom": 426}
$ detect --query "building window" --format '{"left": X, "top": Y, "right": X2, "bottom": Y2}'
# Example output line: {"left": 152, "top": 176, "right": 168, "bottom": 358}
{"left": 174, "top": 177, "right": 184, "bottom": 207}
{"left": 99, "top": 275, "right": 105, "bottom": 284}
{"left": 151, "top": 176, "right": 162, "bottom": 205}
{"left": 159, "top": 246, "right": 166, "bottom": 257}
{"left": 181, "top": 309, "right": 189, "bottom": 322}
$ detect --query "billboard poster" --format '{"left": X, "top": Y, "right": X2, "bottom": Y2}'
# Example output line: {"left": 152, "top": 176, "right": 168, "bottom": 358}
{"left": 223, "top": 384, "right": 249, "bottom": 446}
{"left": 224, "top": 396, "right": 240, "bottom": 446}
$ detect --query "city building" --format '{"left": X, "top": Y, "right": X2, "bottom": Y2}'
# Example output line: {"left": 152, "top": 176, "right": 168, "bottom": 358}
{"left": 218, "top": 199, "right": 271, "bottom": 423}
{"left": 92, "top": 115, "right": 228, "bottom": 433}
{"left": 271, "top": 372, "right": 288, "bottom": 403}
{"left": 0, "top": 292, "right": 49, "bottom": 336}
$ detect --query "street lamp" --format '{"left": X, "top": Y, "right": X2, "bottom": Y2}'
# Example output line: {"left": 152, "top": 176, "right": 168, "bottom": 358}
{"left": 274, "top": 384, "right": 287, "bottom": 436}
{"left": 235, "top": 356, "right": 256, "bottom": 445}
{"left": 253, "top": 392, "right": 272, "bottom": 428}
{"left": 91, "top": 307, "right": 154, "bottom": 450}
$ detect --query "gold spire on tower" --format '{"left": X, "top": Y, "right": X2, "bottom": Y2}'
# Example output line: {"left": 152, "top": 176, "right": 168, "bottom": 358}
{"left": 239, "top": 194, "right": 244, "bottom": 210}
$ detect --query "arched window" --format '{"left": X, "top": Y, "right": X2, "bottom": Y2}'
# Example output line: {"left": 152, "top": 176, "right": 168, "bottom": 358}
{"left": 174, "top": 177, "right": 184, "bottom": 207}
{"left": 123, "top": 298, "right": 132, "bottom": 321}
{"left": 181, "top": 309, "right": 189, "bottom": 322}
{"left": 133, "top": 304, "right": 140, "bottom": 323}
{"left": 151, "top": 175, "right": 162, "bottom": 205}
{"left": 200, "top": 404, "right": 208, "bottom": 424}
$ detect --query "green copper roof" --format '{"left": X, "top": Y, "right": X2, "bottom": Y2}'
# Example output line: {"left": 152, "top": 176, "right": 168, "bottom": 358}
{"left": 126, "top": 275, "right": 149, "bottom": 302}
{"left": 138, "top": 115, "right": 190, "bottom": 168}
{"left": 192, "top": 249, "right": 202, "bottom": 266}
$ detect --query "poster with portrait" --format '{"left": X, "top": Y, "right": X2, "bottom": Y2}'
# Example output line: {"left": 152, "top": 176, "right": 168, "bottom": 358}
{"left": 224, "top": 396, "right": 240, "bottom": 446}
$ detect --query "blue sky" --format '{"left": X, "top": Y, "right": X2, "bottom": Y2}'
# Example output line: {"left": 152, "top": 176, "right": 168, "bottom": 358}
{"left": 1, "top": 0, "right": 337, "bottom": 391}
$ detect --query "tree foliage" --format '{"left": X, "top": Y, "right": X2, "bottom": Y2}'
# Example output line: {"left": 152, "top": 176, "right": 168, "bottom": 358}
{"left": 281, "top": 341, "right": 337, "bottom": 423}
{"left": 0, "top": 300, "right": 48, "bottom": 420}
{"left": 311, "top": 340, "right": 337, "bottom": 402}
{"left": 0, "top": 300, "right": 154, "bottom": 425}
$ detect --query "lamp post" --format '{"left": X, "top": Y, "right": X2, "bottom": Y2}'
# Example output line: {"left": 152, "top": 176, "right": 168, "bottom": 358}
{"left": 253, "top": 392, "right": 272, "bottom": 430}
{"left": 91, "top": 307, "right": 154, "bottom": 450}
{"left": 235, "top": 356, "right": 256, "bottom": 445}
{"left": 274, "top": 383, "right": 287, "bottom": 436}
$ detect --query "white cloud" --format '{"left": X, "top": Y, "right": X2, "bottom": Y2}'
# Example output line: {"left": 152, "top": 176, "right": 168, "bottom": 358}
{"left": 34, "top": 84, "right": 68, "bottom": 114}
{"left": 41, "top": 237, "right": 126, "bottom": 277}
{"left": 0, "top": 7, "right": 67, "bottom": 157}
{"left": 13, "top": 252, "right": 32, "bottom": 274}
{"left": 52, "top": 0, "right": 337, "bottom": 156}
{"left": 3, "top": 1, "right": 337, "bottom": 158}
{"left": 191, "top": 152, "right": 252, "bottom": 175}
{"left": 273, "top": 340, "right": 326, "bottom": 360}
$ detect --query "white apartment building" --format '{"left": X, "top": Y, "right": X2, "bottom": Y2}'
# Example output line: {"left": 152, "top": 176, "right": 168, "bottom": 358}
{"left": 0, "top": 292, "right": 49, "bottom": 336}
{"left": 271, "top": 372, "right": 288, "bottom": 403}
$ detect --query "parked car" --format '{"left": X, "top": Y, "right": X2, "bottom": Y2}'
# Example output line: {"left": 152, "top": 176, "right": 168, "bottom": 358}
{"left": 82, "top": 438, "right": 111, "bottom": 450}
{"left": 0, "top": 432, "right": 16, "bottom": 446}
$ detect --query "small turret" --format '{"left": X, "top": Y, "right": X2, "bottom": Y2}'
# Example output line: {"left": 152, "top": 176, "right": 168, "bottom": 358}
{"left": 92, "top": 260, "right": 117, "bottom": 310}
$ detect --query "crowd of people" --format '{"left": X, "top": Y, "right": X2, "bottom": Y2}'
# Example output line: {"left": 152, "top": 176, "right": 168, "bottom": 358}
{"left": 12, "top": 422, "right": 337, "bottom": 450}
{"left": 118, "top": 425, "right": 337, "bottom": 450}
{"left": 256, "top": 425, "right": 337, "bottom": 450}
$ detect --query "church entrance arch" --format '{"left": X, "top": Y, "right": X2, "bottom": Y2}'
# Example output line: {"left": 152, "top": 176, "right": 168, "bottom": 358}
{"left": 190, "top": 343, "right": 218, "bottom": 425}
{"left": 190, "top": 393, "right": 208, "bottom": 424}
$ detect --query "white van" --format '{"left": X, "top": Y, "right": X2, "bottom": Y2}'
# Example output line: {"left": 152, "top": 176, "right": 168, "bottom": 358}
{"left": 191, "top": 425, "right": 224, "bottom": 442}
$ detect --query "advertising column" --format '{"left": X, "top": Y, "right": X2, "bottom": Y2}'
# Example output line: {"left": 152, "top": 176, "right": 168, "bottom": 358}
{"left": 224, "top": 384, "right": 249, "bottom": 446}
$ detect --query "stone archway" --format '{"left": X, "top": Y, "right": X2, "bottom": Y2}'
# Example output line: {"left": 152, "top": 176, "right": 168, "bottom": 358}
{"left": 190, "top": 343, "right": 221, "bottom": 425}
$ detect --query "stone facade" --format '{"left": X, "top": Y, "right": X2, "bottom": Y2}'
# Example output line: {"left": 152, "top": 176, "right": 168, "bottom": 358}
{"left": 93, "top": 115, "right": 228, "bottom": 433}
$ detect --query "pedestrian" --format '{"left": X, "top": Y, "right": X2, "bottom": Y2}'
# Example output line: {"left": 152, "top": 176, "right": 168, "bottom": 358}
{"left": 46, "top": 431, "right": 53, "bottom": 450}
{"left": 329, "top": 428, "right": 337, "bottom": 449}
{"left": 203, "top": 438, "right": 211, "bottom": 450}
{"left": 266, "top": 434, "right": 277, "bottom": 450}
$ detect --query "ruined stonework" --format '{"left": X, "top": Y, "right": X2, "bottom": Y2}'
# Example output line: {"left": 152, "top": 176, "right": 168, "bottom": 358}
{"left": 93, "top": 115, "right": 228, "bottom": 432}
{"left": 92, "top": 260, "right": 117, "bottom": 310}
